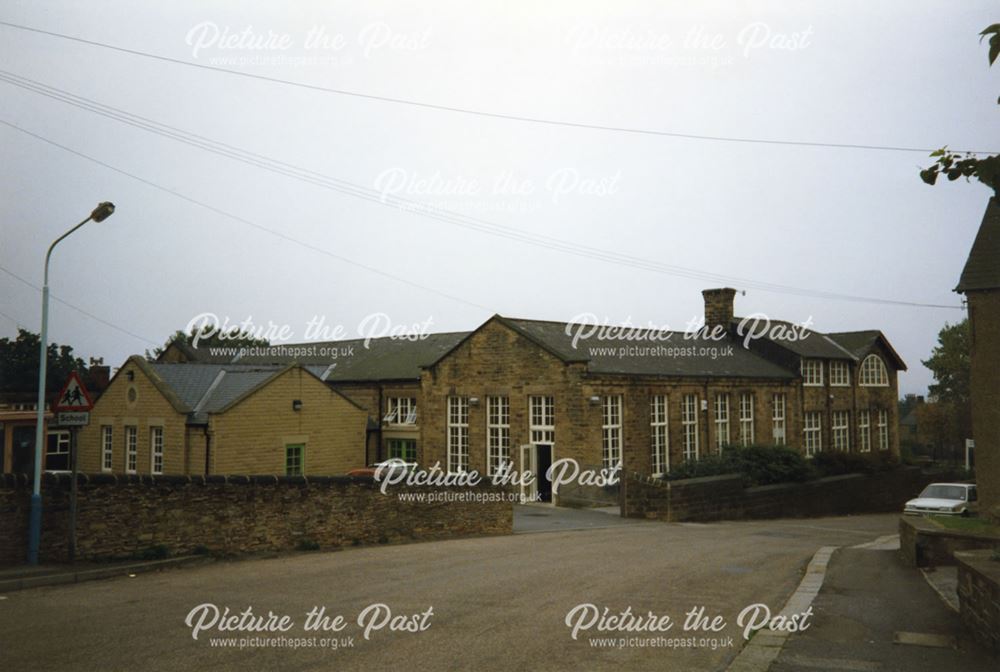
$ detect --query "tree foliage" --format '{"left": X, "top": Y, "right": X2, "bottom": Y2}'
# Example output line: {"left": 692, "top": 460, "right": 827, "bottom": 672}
{"left": 922, "top": 319, "right": 971, "bottom": 406}
{"left": 0, "top": 328, "right": 88, "bottom": 398}
{"left": 145, "top": 327, "right": 271, "bottom": 359}
{"left": 920, "top": 24, "right": 1000, "bottom": 195}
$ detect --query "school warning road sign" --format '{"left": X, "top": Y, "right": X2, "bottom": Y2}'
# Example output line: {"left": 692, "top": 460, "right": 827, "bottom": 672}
{"left": 54, "top": 371, "right": 94, "bottom": 412}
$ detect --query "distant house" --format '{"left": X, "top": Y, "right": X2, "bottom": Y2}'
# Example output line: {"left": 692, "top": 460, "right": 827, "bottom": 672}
{"left": 76, "top": 357, "right": 367, "bottom": 476}
{"left": 1, "top": 361, "right": 110, "bottom": 477}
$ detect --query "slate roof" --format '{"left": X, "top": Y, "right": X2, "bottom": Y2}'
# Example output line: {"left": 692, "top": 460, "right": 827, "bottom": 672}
{"left": 826, "top": 331, "right": 907, "bottom": 370}
{"left": 471, "top": 317, "right": 796, "bottom": 379}
{"left": 730, "top": 317, "right": 856, "bottom": 360}
{"left": 232, "top": 332, "right": 469, "bottom": 381}
{"left": 956, "top": 197, "right": 1000, "bottom": 292}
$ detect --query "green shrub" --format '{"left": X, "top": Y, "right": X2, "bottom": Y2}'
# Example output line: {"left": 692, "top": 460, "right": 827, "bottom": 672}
{"left": 810, "top": 450, "right": 899, "bottom": 476}
{"left": 664, "top": 445, "right": 814, "bottom": 486}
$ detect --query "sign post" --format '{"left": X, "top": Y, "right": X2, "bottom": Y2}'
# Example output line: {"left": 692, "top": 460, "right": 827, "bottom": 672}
{"left": 54, "top": 372, "right": 93, "bottom": 563}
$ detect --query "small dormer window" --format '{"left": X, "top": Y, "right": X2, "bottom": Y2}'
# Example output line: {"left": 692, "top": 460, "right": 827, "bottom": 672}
{"left": 801, "top": 359, "right": 823, "bottom": 386}
{"left": 859, "top": 355, "right": 889, "bottom": 386}
{"left": 384, "top": 397, "right": 418, "bottom": 424}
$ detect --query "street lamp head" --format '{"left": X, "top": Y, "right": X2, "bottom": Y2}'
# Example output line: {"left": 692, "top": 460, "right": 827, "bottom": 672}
{"left": 90, "top": 202, "right": 115, "bottom": 222}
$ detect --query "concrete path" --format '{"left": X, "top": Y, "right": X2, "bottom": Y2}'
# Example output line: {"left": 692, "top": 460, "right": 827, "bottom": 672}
{"left": 769, "top": 546, "right": 995, "bottom": 672}
{"left": 513, "top": 503, "right": 643, "bottom": 533}
{"left": 0, "top": 513, "right": 903, "bottom": 671}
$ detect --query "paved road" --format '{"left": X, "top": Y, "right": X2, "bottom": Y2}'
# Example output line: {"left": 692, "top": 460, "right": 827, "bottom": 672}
{"left": 0, "top": 513, "right": 900, "bottom": 672}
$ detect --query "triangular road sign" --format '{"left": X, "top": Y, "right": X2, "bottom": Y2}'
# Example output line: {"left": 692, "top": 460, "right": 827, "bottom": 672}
{"left": 54, "top": 371, "right": 94, "bottom": 412}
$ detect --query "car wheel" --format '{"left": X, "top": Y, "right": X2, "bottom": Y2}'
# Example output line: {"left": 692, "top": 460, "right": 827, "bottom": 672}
{"left": 961, "top": 509, "right": 970, "bottom": 517}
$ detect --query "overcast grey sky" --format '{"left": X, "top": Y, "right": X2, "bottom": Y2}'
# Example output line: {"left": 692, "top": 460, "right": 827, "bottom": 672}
{"left": 1, "top": 1, "right": 997, "bottom": 395}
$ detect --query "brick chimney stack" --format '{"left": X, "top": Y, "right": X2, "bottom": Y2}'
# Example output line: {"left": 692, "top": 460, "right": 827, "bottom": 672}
{"left": 702, "top": 288, "right": 737, "bottom": 332}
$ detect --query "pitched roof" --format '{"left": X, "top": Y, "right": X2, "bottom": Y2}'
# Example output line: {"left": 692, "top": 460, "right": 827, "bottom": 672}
{"left": 826, "top": 330, "right": 907, "bottom": 370}
{"left": 424, "top": 316, "right": 796, "bottom": 379}
{"left": 731, "top": 317, "right": 856, "bottom": 360}
{"left": 231, "top": 332, "right": 469, "bottom": 381}
{"left": 956, "top": 196, "right": 1000, "bottom": 292}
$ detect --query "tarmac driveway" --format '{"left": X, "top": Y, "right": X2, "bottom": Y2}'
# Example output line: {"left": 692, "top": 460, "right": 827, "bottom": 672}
{"left": 0, "top": 513, "right": 901, "bottom": 672}
{"left": 513, "top": 503, "right": 644, "bottom": 533}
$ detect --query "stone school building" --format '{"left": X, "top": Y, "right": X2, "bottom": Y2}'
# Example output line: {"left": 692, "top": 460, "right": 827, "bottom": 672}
{"left": 98, "top": 288, "right": 904, "bottom": 504}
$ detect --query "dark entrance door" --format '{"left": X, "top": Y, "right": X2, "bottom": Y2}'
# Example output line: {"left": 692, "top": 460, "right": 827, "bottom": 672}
{"left": 536, "top": 444, "right": 553, "bottom": 503}
{"left": 12, "top": 426, "right": 35, "bottom": 479}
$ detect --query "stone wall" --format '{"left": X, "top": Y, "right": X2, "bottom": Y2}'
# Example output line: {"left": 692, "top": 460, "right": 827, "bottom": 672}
{"left": 966, "top": 288, "right": 1000, "bottom": 524}
{"left": 623, "top": 467, "right": 939, "bottom": 522}
{"left": 955, "top": 550, "right": 1000, "bottom": 655}
{"left": 898, "top": 515, "right": 1000, "bottom": 567}
{"left": 0, "top": 472, "right": 512, "bottom": 566}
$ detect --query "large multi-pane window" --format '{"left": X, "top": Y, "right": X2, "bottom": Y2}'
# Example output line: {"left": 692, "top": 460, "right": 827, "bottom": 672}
{"left": 125, "top": 426, "right": 137, "bottom": 474}
{"left": 285, "top": 444, "right": 303, "bottom": 476}
{"left": 602, "top": 395, "right": 622, "bottom": 470}
{"left": 387, "top": 438, "right": 417, "bottom": 461}
{"left": 681, "top": 394, "right": 699, "bottom": 462}
{"left": 384, "top": 397, "right": 417, "bottom": 424}
{"left": 150, "top": 426, "right": 164, "bottom": 475}
{"left": 447, "top": 396, "right": 469, "bottom": 473}
{"left": 529, "top": 396, "right": 555, "bottom": 445}
{"left": 739, "top": 393, "right": 755, "bottom": 446}
{"left": 803, "top": 412, "right": 822, "bottom": 456}
{"left": 714, "top": 394, "right": 730, "bottom": 451}
{"left": 650, "top": 395, "right": 669, "bottom": 475}
{"left": 829, "top": 361, "right": 850, "bottom": 386}
{"left": 487, "top": 396, "right": 511, "bottom": 476}
{"left": 832, "top": 411, "right": 850, "bottom": 451}
{"left": 45, "top": 431, "right": 70, "bottom": 471}
{"left": 801, "top": 359, "right": 824, "bottom": 386}
{"left": 772, "top": 394, "right": 787, "bottom": 446}
{"left": 877, "top": 409, "right": 889, "bottom": 451}
{"left": 858, "top": 410, "right": 871, "bottom": 452}
{"left": 101, "top": 425, "right": 113, "bottom": 472}
{"left": 859, "top": 355, "right": 889, "bottom": 386}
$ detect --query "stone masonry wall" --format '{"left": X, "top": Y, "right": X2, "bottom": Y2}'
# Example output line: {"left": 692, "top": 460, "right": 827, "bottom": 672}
{"left": 955, "top": 550, "right": 1000, "bottom": 655}
{"left": 0, "top": 472, "right": 512, "bottom": 566}
{"left": 623, "top": 467, "right": 937, "bottom": 522}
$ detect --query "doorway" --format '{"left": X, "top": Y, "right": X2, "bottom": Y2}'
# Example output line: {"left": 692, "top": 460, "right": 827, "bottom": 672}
{"left": 12, "top": 426, "right": 35, "bottom": 478}
{"left": 520, "top": 443, "right": 554, "bottom": 504}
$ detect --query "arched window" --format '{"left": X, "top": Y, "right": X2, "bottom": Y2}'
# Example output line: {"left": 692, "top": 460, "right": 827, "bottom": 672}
{"left": 859, "top": 355, "right": 888, "bottom": 386}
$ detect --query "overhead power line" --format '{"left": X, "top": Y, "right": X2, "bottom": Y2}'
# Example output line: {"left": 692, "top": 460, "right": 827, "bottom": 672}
{"left": 0, "top": 266, "right": 161, "bottom": 345}
{"left": 0, "top": 19, "right": 994, "bottom": 156}
{"left": 0, "top": 71, "right": 965, "bottom": 310}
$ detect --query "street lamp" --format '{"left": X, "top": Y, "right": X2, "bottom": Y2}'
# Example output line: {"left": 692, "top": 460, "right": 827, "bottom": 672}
{"left": 27, "top": 201, "right": 115, "bottom": 565}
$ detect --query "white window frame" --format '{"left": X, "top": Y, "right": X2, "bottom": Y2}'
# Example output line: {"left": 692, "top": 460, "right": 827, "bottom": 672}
{"left": 859, "top": 355, "right": 889, "bottom": 387}
{"left": 877, "top": 409, "right": 889, "bottom": 451}
{"left": 602, "top": 395, "right": 622, "bottom": 470}
{"left": 772, "top": 394, "right": 787, "bottom": 446}
{"left": 681, "top": 394, "right": 699, "bottom": 462}
{"left": 739, "top": 393, "right": 755, "bottom": 447}
{"left": 529, "top": 395, "right": 555, "bottom": 445}
{"left": 858, "top": 410, "right": 871, "bottom": 453}
{"left": 125, "top": 425, "right": 138, "bottom": 474}
{"left": 384, "top": 397, "right": 417, "bottom": 424}
{"left": 45, "top": 430, "right": 71, "bottom": 471}
{"left": 803, "top": 411, "right": 822, "bottom": 456}
{"left": 829, "top": 361, "right": 850, "bottom": 387}
{"left": 832, "top": 411, "right": 850, "bottom": 452}
{"left": 150, "top": 426, "right": 164, "bottom": 475}
{"left": 101, "top": 425, "right": 113, "bottom": 472}
{"left": 801, "top": 359, "right": 823, "bottom": 386}
{"left": 447, "top": 396, "right": 469, "bottom": 473}
{"left": 714, "top": 394, "right": 730, "bottom": 451}
{"left": 650, "top": 394, "right": 669, "bottom": 476}
{"left": 486, "top": 396, "right": 510, "bottom": 476}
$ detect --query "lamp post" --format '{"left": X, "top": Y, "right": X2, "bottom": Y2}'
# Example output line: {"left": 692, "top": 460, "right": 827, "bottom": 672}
{"left": 27, "top": 201, "right": 115, "bottom": 565}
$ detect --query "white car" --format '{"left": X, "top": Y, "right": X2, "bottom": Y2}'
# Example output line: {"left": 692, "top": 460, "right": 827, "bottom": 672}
{"left": 903, "top": 483, "right": 978, "bottom": 516}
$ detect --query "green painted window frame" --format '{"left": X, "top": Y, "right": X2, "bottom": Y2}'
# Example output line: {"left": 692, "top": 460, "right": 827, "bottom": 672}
{"left": 387, "top": 438, "right": 417, "bottom": 462}
{"left": 285, "top": 444, "right": 305, "bottom": 476}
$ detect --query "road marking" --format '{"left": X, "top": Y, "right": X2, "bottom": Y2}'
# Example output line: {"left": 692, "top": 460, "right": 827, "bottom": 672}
{"left": 893, "top": 631, "right": 956, "bottom": 648}
{"left": 778, "top": 653, "right": 881, "bottom": 670}
{"left": 851, "top": 534, "right": 900, "bottom": 550}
